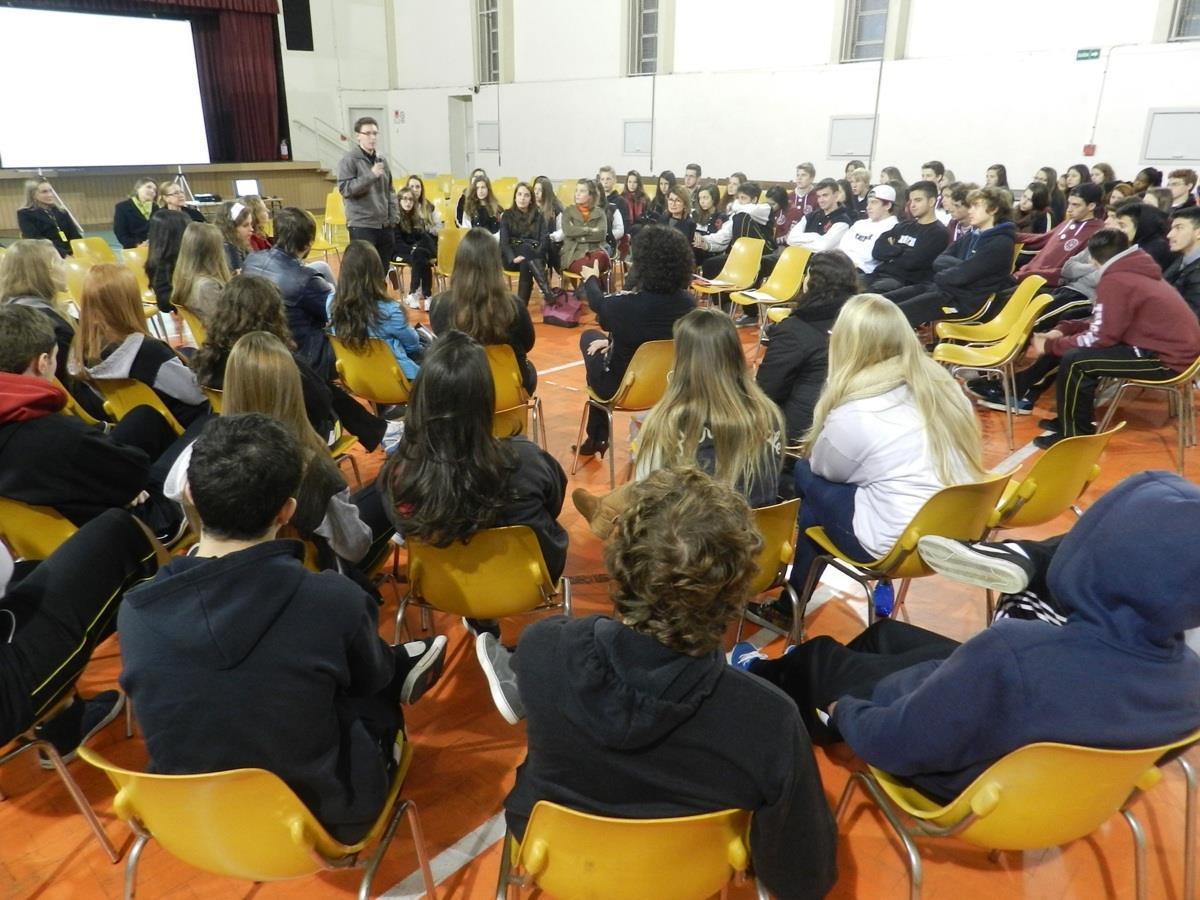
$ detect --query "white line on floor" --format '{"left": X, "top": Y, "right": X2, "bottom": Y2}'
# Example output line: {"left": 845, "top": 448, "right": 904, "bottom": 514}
{"left": 995, "top": 438, "right": 1041, "bottom": 472}
{"left": 537, "top": 359, "right": 586, "bottom": 375}
{"left": 382, "top": 810, "right": 507, "bottom": 899}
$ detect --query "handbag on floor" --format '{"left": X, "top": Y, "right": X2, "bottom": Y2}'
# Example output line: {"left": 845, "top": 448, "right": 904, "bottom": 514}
{"left": 541, "top": 288, "right": 582, "bottom": 328}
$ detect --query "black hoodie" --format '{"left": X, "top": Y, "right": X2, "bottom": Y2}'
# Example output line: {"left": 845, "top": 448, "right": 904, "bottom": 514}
{"left": 506, "top": 615, "right": 838, "bottom": 899}
{"left": 118, "top": 541, "right": 397, "bottom": 841}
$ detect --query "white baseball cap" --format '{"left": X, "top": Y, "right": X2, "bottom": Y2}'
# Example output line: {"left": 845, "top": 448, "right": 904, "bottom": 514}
{"left": 868, "top": 184, "right": 897, "bottom": 203}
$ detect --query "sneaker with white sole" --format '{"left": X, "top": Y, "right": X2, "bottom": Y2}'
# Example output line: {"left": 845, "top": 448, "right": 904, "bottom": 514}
{"left": 917, "top": 536, "right": 1037, "bottom": 595}
{"left": 403, "top": 293, "right": 421, "bottom": 310}
{"left": 35, "top": 691, "right": 125, "bottom": 768}
{"left": 729, "top": 641, "right": 768, "bottom": 671}
{"left": 399, "top": 636, "right": 447, "bottom": 704}
{"left": 476, "top": 632, "right": 524, "bottom": 724}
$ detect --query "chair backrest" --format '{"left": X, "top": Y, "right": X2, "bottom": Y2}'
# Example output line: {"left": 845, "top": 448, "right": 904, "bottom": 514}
{"left": 933, "top": 293, "right": 1056, "bottom": 369}
{"left": 436, "top": 227, "right": 467, "bottom": 276}
{"left": 936, "top": 275, "right": 1047, "bottom": 343}
{"left": 872, "top": 729, "right": 1200, "bottom": 851}
{"left": 433, "top": 196, "right": 455, "bottom": 229}
{"left": 54, "top": 377, "right": 102, "bottom": 426}
{"left": 323, "top": 190, "right": 347, "bottom": 228}
{"left": 555, "top": 179, "right": 577, "bottom": 208}
{"left": 486, "top": 344, "right": 530, "bottom": 438}
{"left": 1010, "top": 242, "right": 1025, "bottom": 272}
{"left": 491, "top": 177, "right": 518, "bottom": 206}
{"left": 877, "top": 472, "right": 1013, "bottom": 577}
{"left": 993, "top": 423, "right": 1123, "bottom": 529}
{"left": 748, "top": 498, "right": 800, "bottom": 597}
{"left": 202, "top": 386, "right": 223, "bottom": 414}
{"left": 515, "top": 801, "right": 752, "bottom": 900}
{"left": 78, "top": 742, "right": 414, "bottom": 880}
{"left": 408, "top": 525, "right": 557, "bottom": 619}
{"left": 0, "top": 495, "right": 77, "bottom": 560}
{"left": 95, "top": 378, "right": 185, "bottom": 436}
{"left": 63, "top": 256, "right": 91, "bottom": 303}
{"left": 328, "top": 335, "right": 412, "bottom": 406}
{"left": 757, "top": 245, "right": 811, "bottom": 302}
{"left": 609, "top": 339, "right": 674, "bottom": 410}
{"left": 118, "top": 248, "right": 154, "bottom": 299}
{"left": 713, "top": 237, "right": 766, "bottom": 291}
{"left": 177, "top": 306, "right": 207, "bottom": 347}
{"left": 71, "top": 236, "right": 117, "bottom": 265}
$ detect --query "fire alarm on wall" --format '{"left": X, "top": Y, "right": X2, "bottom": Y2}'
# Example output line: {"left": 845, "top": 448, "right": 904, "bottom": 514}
{"left": 1083, "top": 144, "right": 1096, "bottom": 157}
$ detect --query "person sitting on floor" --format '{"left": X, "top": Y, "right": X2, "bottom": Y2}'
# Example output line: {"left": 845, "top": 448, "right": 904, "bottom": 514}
{"left": 479, "top": 466, "right": 839, "bottom": 899}
{"left": 733, "top": 470, "right": 1200, "bottom": 805}
{"left": 119, "top": 413, "right": 447, "bottom": 844}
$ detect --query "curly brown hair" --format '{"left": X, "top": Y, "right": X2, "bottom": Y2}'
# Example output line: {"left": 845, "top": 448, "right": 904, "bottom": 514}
{"left": 604, "top": 467, "right": 763, "bottom": 657}
{"left": 191, "top": 274, "right": 293, "bottom": 387}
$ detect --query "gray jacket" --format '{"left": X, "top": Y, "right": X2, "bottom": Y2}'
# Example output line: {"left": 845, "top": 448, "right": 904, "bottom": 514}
{"left": 336, "top": 146, "right": 397, "bottom": 229}
{"left": 1060, "top": 250, "right": 1102, "bottom": 301}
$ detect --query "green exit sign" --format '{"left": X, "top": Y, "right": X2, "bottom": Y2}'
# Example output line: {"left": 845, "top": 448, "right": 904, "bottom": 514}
{"left": 1076, "top": 48, "right": 1101, "bottom": 60}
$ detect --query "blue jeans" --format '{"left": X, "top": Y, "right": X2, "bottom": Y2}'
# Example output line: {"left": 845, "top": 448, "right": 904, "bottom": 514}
{"left": 788, "top": 460, "right": 869, "bottom": 591}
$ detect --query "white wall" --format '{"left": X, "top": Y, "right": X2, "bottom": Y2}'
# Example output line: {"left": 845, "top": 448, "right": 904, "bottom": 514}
{"left": 281, "top": 0, "right": 1200, "bottom": 185}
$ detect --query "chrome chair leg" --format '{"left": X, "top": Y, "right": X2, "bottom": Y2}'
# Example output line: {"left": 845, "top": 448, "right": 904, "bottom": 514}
{"left": 1123, "top": 807, "right": 1148, "bottom": 900}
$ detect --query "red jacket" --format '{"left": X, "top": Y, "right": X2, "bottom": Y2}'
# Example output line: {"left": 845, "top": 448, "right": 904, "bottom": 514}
{"left": 1048, "top": 248, "right": 1200, "bottom": 372}
{"left": 1016, "top": 217, "right": 1104, "bottom": 288}
{"left": 792, "top": 188, "right": 818, "bottom": 219}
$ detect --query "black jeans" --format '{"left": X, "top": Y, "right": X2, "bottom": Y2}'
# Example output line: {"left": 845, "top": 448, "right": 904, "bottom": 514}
{"left": 111, "top": 405, "right": 187, "bottom": 538}
{"left": 580, "top": 329, "right": 613, "bottom": 443}
{"left": 395, "top": 234, "right": 436, "bottom": 296}
{"left": 0, "top": 509, "right": 159, "bottom": 743}
{"left": 349, "top": 226, "right": 396, "bottom": 270}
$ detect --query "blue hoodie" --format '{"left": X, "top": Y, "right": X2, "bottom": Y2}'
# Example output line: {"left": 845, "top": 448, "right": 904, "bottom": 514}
{"left": 833, "top": 471, "right": 1200, "bottom": 800}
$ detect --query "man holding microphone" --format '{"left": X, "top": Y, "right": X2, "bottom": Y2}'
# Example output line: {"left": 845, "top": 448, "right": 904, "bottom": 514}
{"left": 337, "top": 117, "right": 398, "bottom": 269}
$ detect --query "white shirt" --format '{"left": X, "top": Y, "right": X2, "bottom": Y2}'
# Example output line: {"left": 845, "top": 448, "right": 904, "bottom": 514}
{"left": 838, "top": 215, "right": 898, "bottom": 273}
{"left": 704, "top": 201, "right": 771, "bottom": 252}
{"left": 787, "top": 214, "right": 850, "bottom": 252}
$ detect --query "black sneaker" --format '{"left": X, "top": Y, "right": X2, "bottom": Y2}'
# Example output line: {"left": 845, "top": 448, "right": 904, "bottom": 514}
{"left": 461, "top": 617, "right": 501, "bottom": 640}
{"left": 751, "top": 590, "right": 795, "bottom": 629}
{"left": 399, "top": 636, "right": 447, "bottom": 704}
{"left": 967, "top": 381, "right": 1003, "bottom": 404}
{"left": 917, "top": 537, "right": 1036, "bottom": 594}
{"left": 735, "top": 314, "right": 758, "bottom": 327}
{"left": 1037, "top": 416, "right": 1062, "bottom": 431}
{"left": 35, "top": 691, "right": 125, "bottom": 768}
{"left": 1033, "top": 432, "right": 1067, "bottom": 450}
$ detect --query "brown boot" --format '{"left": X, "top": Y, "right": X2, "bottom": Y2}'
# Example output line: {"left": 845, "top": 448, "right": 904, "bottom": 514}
{"left": 572, "top": 488, "right": 601, "bottom": 524}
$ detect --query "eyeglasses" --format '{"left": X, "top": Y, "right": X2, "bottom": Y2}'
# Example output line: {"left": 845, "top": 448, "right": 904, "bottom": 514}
{"left": 358, "top": 130, "right": 379, "bottom": 136}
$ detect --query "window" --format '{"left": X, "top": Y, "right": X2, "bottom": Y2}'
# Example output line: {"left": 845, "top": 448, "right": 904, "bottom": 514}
{"left": 628, "top": 0, "right": 659, "bottom": 75}
{"left": 842, "top": 0, "right": 888, "bottom": 62}
{"left": 476, "top": 0, "right": 499, "bottom": 84}
{"left": 1173, "top": 0, "right": 1200, "bottom": 40}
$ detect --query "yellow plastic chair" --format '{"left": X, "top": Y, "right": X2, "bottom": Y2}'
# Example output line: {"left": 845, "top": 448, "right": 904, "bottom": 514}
{"left": 555, "top": 179, "right": 577, "bottom": 209}
{"left": 797, "top": 472, "right": 1012, "bottom": 626}
{"left": 54, "top": 377, "right": 104, "bottom": 426}
{"left": 394, "top": 525, "right": 570, "bottom": 643}
{"left": 837, "top": 729, "right": 1200, "bottom": 900}
{"left": 496, "top": 801, "right": 765, "bottom": 900}
{"left": 1097, "top": 354, "right": 1200, "bottom": 475}
{"left": 491, "top": 177, "right": 518, "bottom": 207}
{"left": 730, "top": 245, "right": 811, "bottom": 312}
{"left": 434, "top": 227, "right": 467, "bottom": 291}
{"left": 0, "top": 495, "right": 77, "bottom": 561}
{"left": 935, "top": 275, "right": 1047, "bottom": 345}
{"left": 691, "top": 237, "right": 766, "bottom": 303}
{"left": 328, "top": 335, "right": 413, "bottom": 412}
{"left": 176, "top": 305, "right": 207, "bottom": 348}
{"left": 933, "top": 293, "right": 1055, "bottom": 449}
{"left": 487, "top": 344, "right": 546, "bottom": 448}
{"left": 62, "top": 255, "right": 91, "bottom": 304}
{"left": 323, "top": 190, "right": 348, "bottom": 245}
{"left": 117, "top": 248, "right": 168, "bottom": 341}
{"left": 70, "top": 236, "right": 117, "bottom": 264}
{"left": 933, "top": 250, "right": 1022, "bottom": 331}
{"left": 766, "top": 306, "right": 791, "bottom": 325}
{"left": 571, "top": 339, "right": 675, "bottom": 489}
{"left": 329, "top": 418, "right": 362, "bottom": 489}
{"left": 432, "top": 197, "right": 455, "bottom": 231}
{"left": 78, "top": 739, "right": 437, "bottom": 900}
{"left": 92, "top": 378, "right": 186, "bottom": 437}
{"left": 736, "top": 498, "right": 803, "bottom": 645}
{"left": 202, "top": 386, "right": 223, "bottom": 414}
{"left": 305, "top": 210, "right": 341, "bottom": 263}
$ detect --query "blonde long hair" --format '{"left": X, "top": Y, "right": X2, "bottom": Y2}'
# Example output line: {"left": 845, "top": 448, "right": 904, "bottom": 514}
{"left": 72, "top": 265, "right": 151, "bottom": 369}
{"left": 0, "top": 239, "right": 64, "bottom": 303}
{"left": 805, "top": 293, "right": 984, "bottom": 484}
{"left": 172, "top": 223, "right": 231, "bottom": 311}
{"left": 636, "top": 308, "right": 783, "bottom": 492}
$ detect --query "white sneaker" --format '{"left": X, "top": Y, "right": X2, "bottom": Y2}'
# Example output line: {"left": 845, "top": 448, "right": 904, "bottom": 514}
{"left": 403, "top": 293, "right": 420, "bottom": 310}
{"left": 476, "top": 633, "right": 524, "bottom": 724}
{"left": 382, "top": 419, "right": 405, "bottom": 454}
{"left": 399, "top": 635, "right": 447, "bottom": 704}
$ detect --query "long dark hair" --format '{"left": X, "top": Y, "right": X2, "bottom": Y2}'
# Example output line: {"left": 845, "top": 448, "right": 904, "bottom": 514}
{"left": 650, "top": 170, "right": 677, "bottom": 215}
{"left": 503, "top": 181, "right": 538, "bottom": 234}
{"left": 382, "top": 331, "right": 517, "bottom": 546}
{"left": 145, "top": 210, "right": 190, "bottom": 286}
{"left": 533, "top": 175, "right": 561, "bottom": 223}
{"left": 330, "top": 240, "right": 397, "bottom": 350}
{"left": 449, "top": 229, "right": 516, "bottom": 343}
{"left": 624, "top": 170, "right": 646, "bottom": 203}
{"left": 793, "top": 250, "right": 859, "bottom": 319}
{"left": 191, "top": 274, "right": 292, "bottom": 386}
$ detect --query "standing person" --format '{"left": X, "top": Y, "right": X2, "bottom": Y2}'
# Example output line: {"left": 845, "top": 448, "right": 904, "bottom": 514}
{"left": 113, "top": 178, "right": 157, "bottom": 249}
{"left": 336, "top": 117, "right": 398, "bottom": 267}
{"left": 218, "top": 200, "right": 254, "bottom": 272}
{"left": 154, "top": 182, "right": 205, "bottom": 223}
{"left": 866, "top": 181, "right": 950, "bottom": 294}
{"left": 792, "top": 162, "right": 819, "bottom": 218}
{"left": 17, "top": 180, "right": 82, "bottom": 258}
{"left": 500, "top": 182, "right": 555, "bottom": 307}
{"left": 171, "top": 223, "right": 231, "bottom": 325}
{"left": 394, "top": 188, "right": 437, "bottom": 310}
{"left": 145, "top": 210, "right": 191, "bottom": 313}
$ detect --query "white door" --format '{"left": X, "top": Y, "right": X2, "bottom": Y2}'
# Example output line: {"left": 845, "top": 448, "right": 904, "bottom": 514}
{"left": 447, "top": 95, "right": 474, "bottom": 177}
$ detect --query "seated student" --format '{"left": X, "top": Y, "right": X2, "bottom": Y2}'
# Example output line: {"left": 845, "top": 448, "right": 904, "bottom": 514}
{"left": 621, "top": 171, "right": 652, "bottom": 242}
{"left": 454, "top": 167, "right": 488, "bottom": 226}
{"left": 785, "top": 179, "right": 854, "bottom": 253}
{"left": 760, "top": 184, "right": 795, "bottom": 260}
{"left": 554, "top": 179, "right": 611, "bottom": 285}
{"left": 757, "top": 251, "right": 859, "bottom": 448}
{"left": 575, "top": 226, "right": 696, "bottom": 458}
{"left": 1065, "top": 164, "right": 1090, "bottom": 192}
{"left": 1168, "top": 168, "right": 1198, "bottom": 211}
{"left": 695, "top": 180, "right": 778, "bottom": 282}
{"left": 218, "top": 200, "right": 254, "bottom": 272}
{"left": 499, "top": 182, "right": 556, "bottom": 307}
{"left": 479, "top": 467, "right": 838, "bottom": 899}
{"left": 1106, "top": 181, "right": 1137, "bottom": 208}
{"left": 0, "top": 305, "right": 179, "bottom": 535}
{"left": 682, "top": 162, "right": 702, "bottom": 202}
{"left": 1034, "top": 167, "right": 1067, "bottom": 225}
{"left": 1014, "top": 184, "right": 1104, "bottom": 289}
{"left": 647, "top": 171, "right": 677, "bottom": 221}
{"left": 718, "top": 171, "right": 747, "bottom": 214}
{"left": 836, "top": 185, "right": 898, "bottom": 275}
{"left": 691, "top": 184, "right": 726, "bottom": 268}
{"left": 1166, "top": 206, "right": 1200, "bottom": 319}
{"left": 1013, "top": 182, "right": 1052, "bottom": 235}
{"left": 113, "top": 178, "right": 157, "bottom": 249}
{"left": 459, "top": 174, "right": 503, "bottom": 234}
{"left": 920, "top": 160, "right": 946, "bottom": 197}
{"left": 145, "top": 209, "right": 191, "bottom": 313}
{"left": 659, "top": 185, "right": 696, "bottom": 244}
{"left": 71, "top": 265, "right": 209, "bottom": 428}
{"left": 242, "top": 208, "right": 336, "bottom": 380}
{"left": 154, "top": 181, "right": 206, "bottom": 224}
{"left": 245, "top": 195, "right": 274, "bottom": 251}
{"left": 866, "top": 181, "right": 950, "bottom": 293}
{"left": 847, "top": 168, "right": 871, "bottom": 221}
{"left": 573, "top": 309, "right": 784, "bottom": 536}
{"left": 0, "top": 511, "right": 159, "bottom": 762}
{"left": 171, "top": 223, "right": 231, "bottom": 325}
{"left": 792, "top": 162, "right": 819, "bottom": 219}
{"left": 0, "top": 239, "right": 78, "bottom": 389}
{"left": 941, "top": 181, "right": 977, "bottom": 244}
{"left": 429, "top": 228, "right": 537, "bottom": 392}
{"left": 395, "top": 187, "right": 438, "bottom": 310}
{"left": 1133, "top": 166, "right": 1164, "bottom": 196}
{"left": 597, "top": 166, "right": 630, "bottom": 256}
{"left": 120, "top": 413, "right": 447, "bottom": 843}
{"left": 532, "top": 176, "right": 565, "bottom": 274}
{"left": 735, "top": 470, "right": 1200, "bottom": 808}
{"left": 1003, "top": 230, "right": 1200, "bottom": 448}
{"left": 887, "top": 186, "right": 1017, "bottom": 328}
{"left": 1112, "top": 200, "right": 1173, "bottom": 271}
{"left": 330, "top": 241, "right": 422, "bottom": 381}
{"left": 776, "top": 293, "right": 985, "bottom": 617}
{"left": 381, "top": 332, "right": 566, "bottom": 636}
{"left": 17, "top": 180, "right": 82, "bottom": 258}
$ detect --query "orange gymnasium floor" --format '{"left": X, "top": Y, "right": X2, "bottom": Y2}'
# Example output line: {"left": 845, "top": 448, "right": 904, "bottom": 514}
{"left": 1, "top": 284, "right": 1195, "bottom": 900}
